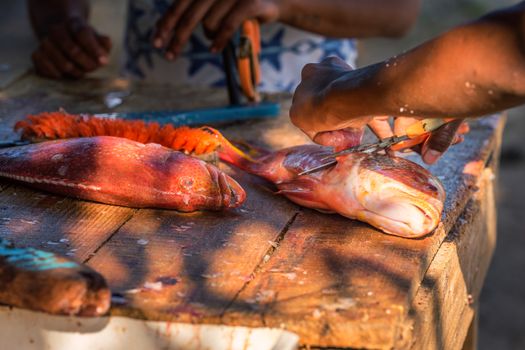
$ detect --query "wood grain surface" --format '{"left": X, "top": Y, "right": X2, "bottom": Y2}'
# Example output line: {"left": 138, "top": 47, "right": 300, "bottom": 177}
{"left": 0, "top": 75, "right": 503, "bottom": 349}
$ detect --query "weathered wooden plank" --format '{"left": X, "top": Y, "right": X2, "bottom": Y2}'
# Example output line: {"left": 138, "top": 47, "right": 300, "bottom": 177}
{"left": 404, "top": 116, "right": 503, "bottom": 350}
{"left": 218, "top": 117, "right": 504, "bottom": 348}
{"left": 87, "top": 167, "right": 300, "bottom": 322}
{"left": 405, "top": 166, "right": 497, "bottom": 350}
{"left": 0, "top": 75, "right": 504, "bottom": 350}
{"left": 0, "top": 75, "right": 305, "bottom": 322}
{"left": 0, "top": 184, "right": 135, "bottom": 262}
{"left": 227, "top": 210, "right": 426, "bottom": 348}
{"left": 461, "top": 310, "right": 479, "bottom": 350}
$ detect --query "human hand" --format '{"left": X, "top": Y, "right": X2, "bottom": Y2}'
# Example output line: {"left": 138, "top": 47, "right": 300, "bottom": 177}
{"left": 153, "top": 0, "right": 282, "bottom": 60}
{"left": 368, "top": 116, "right": 470, "bottom": 164}
{"left": 32, "top": 17, "right": 112, "bottom": 79}
{"left": 290, "top": 57, "right": 469, "bottom": 159}
{"left": 290, "top": 56, "right": 375, "bottom": 144}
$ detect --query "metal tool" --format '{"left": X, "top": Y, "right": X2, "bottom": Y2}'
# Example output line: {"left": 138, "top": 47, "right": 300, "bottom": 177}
{"left": 93, "top": 102, "right": 280, "bottom": 126}
{"left": 298, "top": 118, "right": 451, "bottom": 176}
{"left": 0, "top": 140, "right": 30, "bottom": 148}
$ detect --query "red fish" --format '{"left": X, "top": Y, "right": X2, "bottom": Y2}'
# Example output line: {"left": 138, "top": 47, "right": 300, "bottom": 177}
{"left": 0, "top": 136, "right": 245, "bottom": 211}
{"left": 219, "top": 144, "right": 445, "bottom": 238}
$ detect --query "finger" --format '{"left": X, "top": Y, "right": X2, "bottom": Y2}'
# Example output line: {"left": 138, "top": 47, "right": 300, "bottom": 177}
{"left": 452, "top": 134, "right": 465, "bottom": 145}
{"left": 73, "top": 25, "right": 110, "bottom": 65}
{"left": 32, "top": 51, "right": 62, "bottom": 79}
{"left": 166, "top": 0, "right": 215, "bottom": 59}
{"left": 203, "top": 0, "right": 236, "bottom": 36}
{"left": 96, "top": 34, "right": 112, "bottom": 52}
{"left": 410, "top": 143, "right": 423, "bottom": 155}
{"left": 312, "top": 128, "right": 365, "bottom": 151}
{"left": 367, "top": 115, "right": 396, "bottom": 156}
{"left": 153, "top": 0, "right": 193, "bottom": 48}
{"left": 367, "top": 116, "right": 394, "bottom": 140}
{"left": 211, "top": 2, "right": 253, "bottom": 52}
{"left": 49, "top": 26, "right": 98, "bottom": 71}
{"left": 321, "top": 56, "right": 353, "bottom": 70}
{"left": 300, "top": 63, "right": 320, "bottom": 80}
{"left": 393, "top": 117, "right": 420, "bottom": 136}
{"left": 41, "top": 39, "right": 83, "bottom": 78}
{"left": 421, "top": 119, "right": 464, "bottom": 164}
{"left": 457, "top": 121, "right": 470, "bottom": 135}
{"left": 390, "top": 117, "right": 426, "bottom": 152}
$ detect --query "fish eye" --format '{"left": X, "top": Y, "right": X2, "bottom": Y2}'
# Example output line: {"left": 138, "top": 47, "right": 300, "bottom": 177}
{"left": 179, "top": 176, "right": 194, "bottom": 189}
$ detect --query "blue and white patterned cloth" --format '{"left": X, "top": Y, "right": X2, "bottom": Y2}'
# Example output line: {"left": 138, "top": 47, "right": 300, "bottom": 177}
{"left": 125, "top": 0, "right": 358, "bottom": 92}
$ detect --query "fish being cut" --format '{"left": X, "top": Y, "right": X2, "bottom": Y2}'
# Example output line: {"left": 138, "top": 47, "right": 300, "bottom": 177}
{"left": 0, "top": 136, "right": 245, "bottom": 211}
{"left": 219, "top": 144, "right": 445, "bottom": 238}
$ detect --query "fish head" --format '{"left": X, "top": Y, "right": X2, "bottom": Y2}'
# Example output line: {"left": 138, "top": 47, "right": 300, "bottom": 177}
{"left": 163, "top": 151, "right": 246, "bottom": 210}
{"left": 334, "top": 154, "right": 445, "bottom": 238}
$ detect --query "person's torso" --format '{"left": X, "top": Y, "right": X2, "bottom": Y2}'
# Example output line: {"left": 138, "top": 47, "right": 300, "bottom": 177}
{"left": 125, "top": 0, "right": 357, "bottom": 92}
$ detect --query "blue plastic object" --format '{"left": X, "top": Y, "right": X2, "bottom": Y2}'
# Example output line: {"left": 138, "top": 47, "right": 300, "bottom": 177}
{"left": 97, "top": 102, "right": 281, "bottom": 126}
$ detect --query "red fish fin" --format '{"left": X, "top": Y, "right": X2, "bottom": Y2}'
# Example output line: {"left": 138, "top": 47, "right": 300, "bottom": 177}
{"left": 231, "top": 140, "right": 271, "bottom": 158}
{"left": 275, "top": 177, "right": 319, "bottom": 203}
{"left": 203, "top": 127, "right": 260, "bottom": 170}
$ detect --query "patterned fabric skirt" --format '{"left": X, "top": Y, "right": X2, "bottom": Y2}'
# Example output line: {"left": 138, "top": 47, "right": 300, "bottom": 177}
{"left": 125, "top": 0, "right": 358, "bottom": 93}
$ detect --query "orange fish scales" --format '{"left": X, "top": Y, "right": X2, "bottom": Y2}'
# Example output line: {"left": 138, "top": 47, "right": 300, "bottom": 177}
{"left": 15, "top": 111, "right": 223, "bottom": 155}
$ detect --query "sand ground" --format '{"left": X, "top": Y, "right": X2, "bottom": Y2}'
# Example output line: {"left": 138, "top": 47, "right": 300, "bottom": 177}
{"left": 1, "top": 1, "right": 524, "bottom": 348}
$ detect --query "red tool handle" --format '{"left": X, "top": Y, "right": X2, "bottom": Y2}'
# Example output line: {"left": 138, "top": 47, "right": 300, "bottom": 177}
{"left": 237, "top": 19, "right": 261, "bottom": 102}
{"left": 390, "top": 118, "right": 455, "bottom": 151}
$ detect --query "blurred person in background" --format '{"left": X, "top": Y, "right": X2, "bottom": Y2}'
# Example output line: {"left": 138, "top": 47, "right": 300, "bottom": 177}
{"left": 27, "top": 0, "right": 420, "bottom": 92}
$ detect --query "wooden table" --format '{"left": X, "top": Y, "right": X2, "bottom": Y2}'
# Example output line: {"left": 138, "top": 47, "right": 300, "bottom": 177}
{"left": 0, "top": 75, "right": 502, "bottom": 349}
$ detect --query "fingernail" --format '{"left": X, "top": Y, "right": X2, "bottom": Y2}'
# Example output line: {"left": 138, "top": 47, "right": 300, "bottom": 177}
{"left": 99, "top": 56, "right": 109, "bottom": 65}
{"left": 423, "top": 149, "right": 441, "bottom": 164}
{"left": 153, "top": 38, "right": 163, "bottom": 48}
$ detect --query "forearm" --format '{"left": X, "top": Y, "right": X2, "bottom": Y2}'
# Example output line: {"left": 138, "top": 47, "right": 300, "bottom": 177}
{"left": 279, "top": 0, "right": 420, "bottom": 38}
{"left": 28, "top": 0, "right": 89, "bottom": 38}
{"left": 327, "top": 2, "right": 525, "bottom": 120}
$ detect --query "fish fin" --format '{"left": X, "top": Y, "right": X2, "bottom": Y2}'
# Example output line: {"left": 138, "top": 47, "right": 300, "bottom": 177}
{"left": 275, "top": 177, "right": 318, "bottom": 201}
{"left": 230, "top": 140, "right": 271, "bottom": 158}
{"left": 201, "top": 127, "right": 258, "bottom": 168}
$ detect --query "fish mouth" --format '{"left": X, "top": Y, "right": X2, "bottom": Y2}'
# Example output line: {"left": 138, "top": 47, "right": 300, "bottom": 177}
{"left": 359, "top": 193, "right": 443, "bottom": 238}
{"left": 218, "top": 172, "right": 246, "bottom": 208}
{"left": 206, "top": 164, "right": 246, "bottom": 209}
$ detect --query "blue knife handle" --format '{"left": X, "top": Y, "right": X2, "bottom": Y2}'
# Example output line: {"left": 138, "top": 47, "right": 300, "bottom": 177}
{"left": 113, "top": 102, "right": 280, "bottom": 126}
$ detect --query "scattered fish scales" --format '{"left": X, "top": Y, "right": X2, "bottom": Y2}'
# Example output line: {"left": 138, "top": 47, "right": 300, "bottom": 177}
{"left": 143, "top": 281, "right": 163, "bottom": 291}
